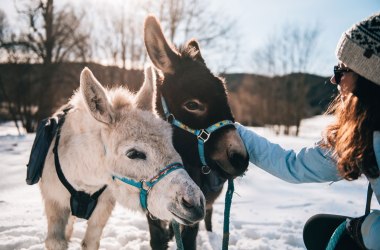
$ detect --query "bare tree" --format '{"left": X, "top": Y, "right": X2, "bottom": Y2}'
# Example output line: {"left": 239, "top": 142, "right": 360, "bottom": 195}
{"left": 0, "top": 67, "right": 37, "bottom": 133}
{"left": 112, "top": 4, "right": 145, "bottom": 68}
{"left": 14, "top": 0, "right": 90, "bottom": 65}
{"left": 145, "top": 0, "right": 239, "bottom": 73}
{"left": 0, "top": 9, "right": 6, "bottom": 42}
{"left": 0, "top": 0, "right": 91, "bottom": 131}
{"left": 252, "top": 23, "right": 320, "bottom": 76}
{"left": 93, "top": 0, "right": 239, "bottom": 74}
{"left": 0, "top": 9, "right": 7, "bottom": 62}
{"left": 0, "top": 9, "right": 28, "bottom": 63}
{"left": 92, "top": 0, "right": 238, "bottom": 84}
{"left": 2, "top": 0, "right": 240, "bottom": 131}
{"left": 91, "top": 1, "right": 146, "bottom": 85}
{"left": 251, "top": 23, "right": 321, "bottom": 135}
{"left": 0, "top": 9, "right": 25, "bottom": 133}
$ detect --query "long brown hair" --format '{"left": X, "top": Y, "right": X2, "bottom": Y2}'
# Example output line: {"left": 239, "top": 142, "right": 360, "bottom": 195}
{"left": 324, "top": 75, "right": 380, "bottom": 180}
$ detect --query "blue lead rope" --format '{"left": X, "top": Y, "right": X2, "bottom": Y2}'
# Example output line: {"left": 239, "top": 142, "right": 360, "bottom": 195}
{"left": 172, "top": 220, "right": 184, "bottom": 250}
{"left": 325, "top": 184, "right": 373, "bottom": 250}
{"left": 325, "top": 220, "right": 347, "bottom": 250}
{"left": 223, "top": 178, "right": 234, "bottom": 250}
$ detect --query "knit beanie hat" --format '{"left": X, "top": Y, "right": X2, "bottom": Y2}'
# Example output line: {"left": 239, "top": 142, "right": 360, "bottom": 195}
{"left": 335, "top": 13, "right": 380, "bottom": 85}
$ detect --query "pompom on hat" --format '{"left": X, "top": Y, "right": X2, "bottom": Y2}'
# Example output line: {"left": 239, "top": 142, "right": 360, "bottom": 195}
{"left": 336, "top": 13, "right": 380, "bottom": 85}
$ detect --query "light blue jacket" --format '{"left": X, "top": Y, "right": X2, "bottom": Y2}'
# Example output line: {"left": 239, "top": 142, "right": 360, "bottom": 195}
{"left": 236, "top": 124, "right": 380, "bottom": 250}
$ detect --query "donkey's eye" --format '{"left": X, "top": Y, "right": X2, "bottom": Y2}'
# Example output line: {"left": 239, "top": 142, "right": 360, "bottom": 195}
{"left": 126, "top": 149, "right": 146, "bottom": 160}
{"left": 183, "top": 99, "right": 206, "bottom": 115}
{"left": 184, "top": 101, "right": 200, "bottom": 110}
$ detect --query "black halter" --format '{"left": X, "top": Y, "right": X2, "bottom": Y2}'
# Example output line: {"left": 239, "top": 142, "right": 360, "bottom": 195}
{"left": 53, "top": 106, "right": 107, "bottom": 220}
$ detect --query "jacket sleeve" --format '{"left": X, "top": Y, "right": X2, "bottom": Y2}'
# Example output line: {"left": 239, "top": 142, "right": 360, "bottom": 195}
{"left": 236, "top": 123, "right": 341, "bottom": 183}
{"left": 236, "top": 124, "right": 380, "bottom": 248}
{"left": 369, "top": 131, "right": 380, "bottom": 205}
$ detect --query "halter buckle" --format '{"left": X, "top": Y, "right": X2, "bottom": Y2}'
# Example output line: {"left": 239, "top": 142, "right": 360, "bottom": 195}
{"left": 140, "top": 180, "right": 152, "bottom": 193}
{"left": 197, "top": 129, "right": 210, "bottom": 143}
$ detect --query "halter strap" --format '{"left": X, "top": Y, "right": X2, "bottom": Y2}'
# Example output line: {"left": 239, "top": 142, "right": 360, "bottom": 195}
{"left": 53, "top": 106, "right": 107, "bottom": 201}
{"left": 160, "top": 95, "right": 234, "bottom": 173}
{"left": 112, "top": 162, "right": 184, "bottom": 210}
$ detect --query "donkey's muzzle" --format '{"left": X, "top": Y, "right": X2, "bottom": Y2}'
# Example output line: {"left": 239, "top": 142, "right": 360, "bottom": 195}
{"left": 228, "top": 149, "right": 249, "bottom": 176}
{"left": 210, "top": 127, "right": 249, "bottom": 177}
{"left": 182, "top": 197, "right": 204, "bottom": 218}
{"left": 173, "top": 192, "right": 205, "bottom": 225}
{"left": 175, "top": 198, "right": 204, "bottom": 224}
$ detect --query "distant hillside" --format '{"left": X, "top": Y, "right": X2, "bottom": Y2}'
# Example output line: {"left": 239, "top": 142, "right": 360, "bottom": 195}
{"left": 0, "top": 63, "right": 143, "bottom": 131}
{"left": 0, "top": 62, "right": 144, "bottom": 99}
{"left": 223, "top": 72, "right": 337, "bottom": 128}
{"left": 0, "top": 62, "right": 337, "bottom": 133}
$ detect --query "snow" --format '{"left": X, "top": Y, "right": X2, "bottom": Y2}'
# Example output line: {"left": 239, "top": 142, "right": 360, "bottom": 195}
{"left": 0, "top": 116, "right": 379, "bottom": 250}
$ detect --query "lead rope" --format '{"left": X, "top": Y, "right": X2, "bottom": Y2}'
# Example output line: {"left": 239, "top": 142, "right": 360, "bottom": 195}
{"left": 172, "top": 220, "right": 184, "bottom": 250}
{"left": 325, "top": 221, "right": 347, "bottom": 250}
{"left": 325, "top": 183, "right": 373, "bottom": 250}
{"left": 223, "top": 178, "right": 234, "bottom": 250}
{"left": 171, "top": 178, "right": 235, "bottom": 250}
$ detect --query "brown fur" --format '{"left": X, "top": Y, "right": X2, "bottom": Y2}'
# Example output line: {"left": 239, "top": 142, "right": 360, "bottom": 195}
{"left": 144, "top": 15, "right": 249, "bottom": 250}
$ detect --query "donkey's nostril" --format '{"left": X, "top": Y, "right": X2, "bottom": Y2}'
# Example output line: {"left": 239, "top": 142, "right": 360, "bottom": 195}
{"left": 229, "top": 151, "right": 249, "bottom": 171}
{"left": 181, "top": 197, "right": 195, "bottom": 209}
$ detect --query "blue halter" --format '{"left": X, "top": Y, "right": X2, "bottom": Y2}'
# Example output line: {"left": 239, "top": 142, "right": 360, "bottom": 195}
{"left": 160, "top": 95, "right": 234, "bottom": 174}
{"left": 112, "top": 162, "right": 183, "bottom": 210}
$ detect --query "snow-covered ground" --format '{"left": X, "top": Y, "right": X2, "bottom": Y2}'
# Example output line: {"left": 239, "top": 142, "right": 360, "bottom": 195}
{"left": 0, "top": 116, "right": 378, "bottom": 250}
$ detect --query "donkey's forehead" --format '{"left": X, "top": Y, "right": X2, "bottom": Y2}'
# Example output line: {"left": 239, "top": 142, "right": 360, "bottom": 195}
{"left": 164, "top": 65, "right": 227, "bottom": 99}
{"left": 160, "top": 62, "right": 234, "bottom": 123}
{"left": 114, "top": 109, "right": 172, "bottom": 138}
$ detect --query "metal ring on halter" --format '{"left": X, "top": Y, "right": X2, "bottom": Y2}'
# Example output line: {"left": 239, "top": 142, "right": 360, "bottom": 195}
{"left": 201, "top": 165, "right": 211, "bottom": 174}
{"left": 167, "top": 114, "right": 175, "bottom": 124}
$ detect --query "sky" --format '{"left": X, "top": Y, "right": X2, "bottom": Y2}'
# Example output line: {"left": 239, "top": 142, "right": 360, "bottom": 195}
{"left": 1, "top": 116, "right": 379, "bottom": 249}
{"left": 215, "top": 0, "right": 380, "bottom": 75}
{"left": 0, "top": 0, "right": 379, "bottom": 76}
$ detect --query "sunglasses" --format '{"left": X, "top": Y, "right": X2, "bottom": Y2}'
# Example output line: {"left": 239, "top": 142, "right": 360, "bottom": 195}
{"left": 333, "top": 65, "right": 352, "bottom": 84}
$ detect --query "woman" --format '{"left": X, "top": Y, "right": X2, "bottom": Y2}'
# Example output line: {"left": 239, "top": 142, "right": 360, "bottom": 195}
{"left": 236, "top": 13, "right": 380, "bottom": 250}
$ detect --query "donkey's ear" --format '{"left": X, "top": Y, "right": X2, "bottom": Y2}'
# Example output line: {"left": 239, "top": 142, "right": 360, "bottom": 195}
{"left": 135, "top": 65, "right": 156, "bottom": 111}
{"left": 144, "top": 15, "right": 179, "bottom": 74}
{"left": 80, "top": 67, "right": 115, "bottom": 124}
{"left": 185, "top": 39, "right": 205, "bottom": 64}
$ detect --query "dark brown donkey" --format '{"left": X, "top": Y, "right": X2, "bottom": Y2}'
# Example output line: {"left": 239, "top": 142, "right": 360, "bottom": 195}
{"left": 144, "top": 15, "right": 249, "bottom": 250}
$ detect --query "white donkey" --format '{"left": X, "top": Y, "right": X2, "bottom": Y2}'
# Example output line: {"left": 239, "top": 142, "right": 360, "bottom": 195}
{"left": 39, "top": 67, "right": 205, "bottom": 250}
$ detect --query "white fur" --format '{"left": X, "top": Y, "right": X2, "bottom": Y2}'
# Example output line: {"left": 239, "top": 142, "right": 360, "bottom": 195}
{"left": 39, "top": 67, "right": 205, "bottom": 250}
